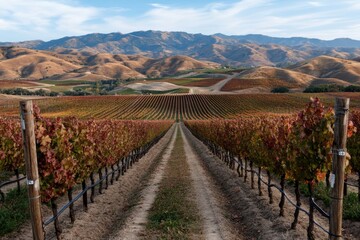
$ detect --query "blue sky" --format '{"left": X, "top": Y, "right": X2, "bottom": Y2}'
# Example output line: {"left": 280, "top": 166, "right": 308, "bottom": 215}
{"left": 0, "top": 0, "right": 359, "bottom": 42}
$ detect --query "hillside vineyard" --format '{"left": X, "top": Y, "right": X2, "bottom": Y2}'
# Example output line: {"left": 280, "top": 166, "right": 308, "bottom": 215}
{"left": 3, "top": 93, "right": 360, "bottom": 120}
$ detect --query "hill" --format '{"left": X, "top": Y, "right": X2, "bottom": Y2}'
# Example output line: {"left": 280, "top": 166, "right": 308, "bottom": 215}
{"left": 289, "top": 56, "right": 360, "bottom": 84}
{"left": 221, "top": 65, "right": 353, "bottom": 93}
{"left": 0, "top": 47, "right": 219, "bottom": 81}
{"left": 2, "top": 31, "right": 360, "bottom": 67}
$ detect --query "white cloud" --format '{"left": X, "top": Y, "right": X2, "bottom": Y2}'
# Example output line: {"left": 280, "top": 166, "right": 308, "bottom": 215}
{"left": 0, "top": 19, "right": 16, "bottom": 30}
{"left": 149, "top": 3, "right": 169, "bottom": 9}
{"left": 0, "top": 0, "right": 360, "bottom": 41}
{"left": 343, "top": 0, "right": 360, "bottom": 9}
{"left": 308, "top": 1, "right": 323, "bottom": 7}
{"left": 0, "top": 0, "right": 102, "bottom": 39}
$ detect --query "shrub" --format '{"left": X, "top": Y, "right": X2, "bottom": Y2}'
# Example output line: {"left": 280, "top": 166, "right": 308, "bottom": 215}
{"left": 271, "top": 87, "right": 290, "bottom": 93}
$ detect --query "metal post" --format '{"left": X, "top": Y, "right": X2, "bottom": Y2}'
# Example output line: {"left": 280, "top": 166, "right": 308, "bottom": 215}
{"left": 329, "top": 98, "right": 349, "bottom": 240}
{"left": 20, "top": 100, "right": 44, "bottom": 240}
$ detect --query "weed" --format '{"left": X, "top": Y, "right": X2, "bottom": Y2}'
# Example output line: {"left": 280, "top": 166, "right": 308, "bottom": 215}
{"left": 0, "top": 186, "right": 29, "bottom": 236}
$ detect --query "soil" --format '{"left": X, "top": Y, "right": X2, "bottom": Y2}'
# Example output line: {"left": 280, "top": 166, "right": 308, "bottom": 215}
{"left": 108, "top": 126, "right": 178, "bottom": 239}
{"left": 180, "top": 124, "right": 242, "bottom": 239}
{"left": 126, "top": 73, "right": 239, "bottom": 94}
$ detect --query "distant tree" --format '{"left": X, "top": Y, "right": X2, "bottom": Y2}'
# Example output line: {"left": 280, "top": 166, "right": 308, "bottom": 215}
{"left": 271, "top": 87, "right": 290, "bottom": 93}
{"left": 344, "top": 85, "right": 360, "bottom": 92}
{"left": 304, "top": 84, "right": 344, "bottom": 93}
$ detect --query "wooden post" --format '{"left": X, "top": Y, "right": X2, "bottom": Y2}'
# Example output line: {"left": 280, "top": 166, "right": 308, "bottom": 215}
{"left": 20, "top": 100, "right": 44, "bottom": 240}
{"left": 329, "top": 98, "right": 349, "bottom": 240}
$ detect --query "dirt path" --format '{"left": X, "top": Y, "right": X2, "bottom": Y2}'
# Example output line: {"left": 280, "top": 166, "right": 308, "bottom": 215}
{"left": 108, "top": 126, "right": 178, "bottom": 239}
{"left": 189, "top": 73, "right": 238, "bottom": 94}
{"left": 107, "top": 123, "right": 241, "bottom": 239}
{"left": 180, "top": 123, "right": 242, "bottom": 239}
{"left": 108, "top": 123, "right": 241, "bottom": 239}
{"left": 181, "top": 123, "right": 329, "bottom": 240}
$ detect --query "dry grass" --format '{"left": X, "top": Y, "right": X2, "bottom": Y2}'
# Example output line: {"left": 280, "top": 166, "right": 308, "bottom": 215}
{"left": 146, "top": 128, "right": 201, "bottom": 239}
{"left": 0, "top": 80, "right": 39, "bottom": 89}
{"left": 154, "top": 77, "right": 224, "bottom": 87}
{"left": 221, "top": 78, "right": 298, "bottom": 91}
{"left": 291, "top": 55, "right": 360, "bottom": 84}
{"left": 0, "top": 47, "right": 219, "bottom": 81}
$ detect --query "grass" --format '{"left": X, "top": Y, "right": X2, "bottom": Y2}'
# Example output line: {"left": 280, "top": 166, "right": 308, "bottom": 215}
{"left": 146, "top": 77, "right": 223, "bottom": 87}
{"left": 41, "top": 80, "right": 94, "bottom": 85}
{"left": 147, "top": 128, "right": 201, "bottom": 239}
{"left": 343, "top": 193, "right": 360, "bottom": 220}
{"left": 0, "top": 171, "right": 13, "bottom": 182}
{"left": 202, "top": 67, "right": 247, "bottom": 74}
{"left": 116, "top": 88, "right": 139, "bottom": 95}
{"left": 299, "top": 182, "right": 360, "bottom": 220}
{"left": 40, "top": 79, "right": 94, "bottom": 92}
{"left": 184, "top": 74, "right": 212, "bottom": 78}
{"left": 141, "top": 88, "right": 189, "bottom": 94}
{"left": 0, "top": 186, "right": 30, "bottom": 236}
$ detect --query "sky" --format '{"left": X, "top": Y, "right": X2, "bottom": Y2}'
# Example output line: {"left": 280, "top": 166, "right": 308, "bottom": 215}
{"left": 0, "top": 0, "right": 359, "bottom": 42}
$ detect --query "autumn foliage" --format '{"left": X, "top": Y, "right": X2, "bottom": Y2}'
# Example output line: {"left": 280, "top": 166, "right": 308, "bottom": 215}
{"left": 184, "top": 98, "right": 356, "bottom": 183}
{"left": 0, "top": 107, "right": 171, "bottom": 202}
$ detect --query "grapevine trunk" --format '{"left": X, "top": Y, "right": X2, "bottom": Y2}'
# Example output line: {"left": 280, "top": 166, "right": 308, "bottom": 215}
{"left": 279, "top": 174, "right": 286, "bottom": 217}
{"left": 291, "top": 180, "right": 301, "bottom": 229}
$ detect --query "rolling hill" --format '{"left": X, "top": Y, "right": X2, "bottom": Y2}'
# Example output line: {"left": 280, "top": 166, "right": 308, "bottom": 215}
{"left": 221, "top": 66, "right": 350, "bottom": 93}
{"left": 289, "top": 56, "right": 360, "bottom": 84}
{"left": 0, "top": 47, "right": 219, "bottom": 81}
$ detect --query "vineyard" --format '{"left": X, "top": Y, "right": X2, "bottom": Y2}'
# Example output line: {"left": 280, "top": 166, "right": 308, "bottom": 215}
{"left": 1, "top": 94, "right": 360, "bottom": 239}
{"left": 2, "top": 93, "right": 360, "bottom": 120}
{"left": 0, "top": 103, "right": 172, "bottom": 237}
{"left": 1, "top": 107, "right": 171, "bottom": 199}
{"left": 185, "top": 98, "right": 360, "bottom": 239}
{"left": 221, "top": 78, "right": 301, "bottom": 91}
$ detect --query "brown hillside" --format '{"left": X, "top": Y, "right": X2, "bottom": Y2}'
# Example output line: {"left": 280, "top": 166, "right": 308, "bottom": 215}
{"left": 0, "top": 47, "right": 218, "bottom": 81}
{"left": 144, "top": 56, "right": 219, "bottom": 78}
{"left": 222, "top": 66, "right": 350, "bottom": 92}
{"left": 78, "top": 64, "right": 146, "bottom": 79}
{"left": 290, "top": 56, "right": 360, "bottom": 84}
{"left": 0, "top": 47, "right": 79, "bottom": 80}
{"left": 238, "top": 67, "right": 314, "bottom": 86}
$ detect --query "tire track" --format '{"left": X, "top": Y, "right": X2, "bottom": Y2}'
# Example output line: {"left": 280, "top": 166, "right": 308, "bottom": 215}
{"left": 109, "top": 124, "right": 178, "bottom": 240}
{"left": 180, "top": 123, "right": 241, "bottom": 240}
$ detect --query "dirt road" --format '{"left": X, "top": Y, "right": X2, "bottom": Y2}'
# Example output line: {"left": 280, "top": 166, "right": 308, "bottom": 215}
{"left": 189, "top": 73, "right": 238, "bottom": 94}
{"left": 109, "top": 126, "right": 178, "bottom": 239}
{"left": 108, "top": 123, "right": 241, "bottom": 239}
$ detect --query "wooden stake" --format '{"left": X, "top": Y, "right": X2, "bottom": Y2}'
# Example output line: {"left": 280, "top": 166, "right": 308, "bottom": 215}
{"left": 330, "top": 97, "right": 350, "bottom": 240}
{"left": 20, "top": 100, "right": 44, "bottom": 240}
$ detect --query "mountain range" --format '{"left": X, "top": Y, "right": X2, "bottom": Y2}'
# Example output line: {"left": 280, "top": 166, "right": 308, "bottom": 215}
{"left": 1, "top": 31, "right": 360, "bottom": 90}
{"left": 1, "top": 31, "right": 360, "bottom": 67}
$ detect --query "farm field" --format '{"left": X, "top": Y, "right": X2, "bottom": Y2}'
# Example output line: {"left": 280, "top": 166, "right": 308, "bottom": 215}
{"left": 221, "top": 78, "right": 301, "bottom": 91}
{"left": 2, "top": 92, "right": 360, "bottom": 120}
{"left": 1, "top": 93, "right": 360, "bottom": 239}
{"left": 149, "top": 77, "right": 225, "bottom": 87}
{"left": 0, "top": 80, "right": 40, "bottom": 89}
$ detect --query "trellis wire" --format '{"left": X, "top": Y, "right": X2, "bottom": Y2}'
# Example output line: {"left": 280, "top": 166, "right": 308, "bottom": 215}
{"left": 0, "top": 175, "right": 26, "bottom": 201}
{"left": 43, "top": 129, "right": 165, "bottom": 227}
{"left": 191, "top": 131, "right": 342, "bottom": 238}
